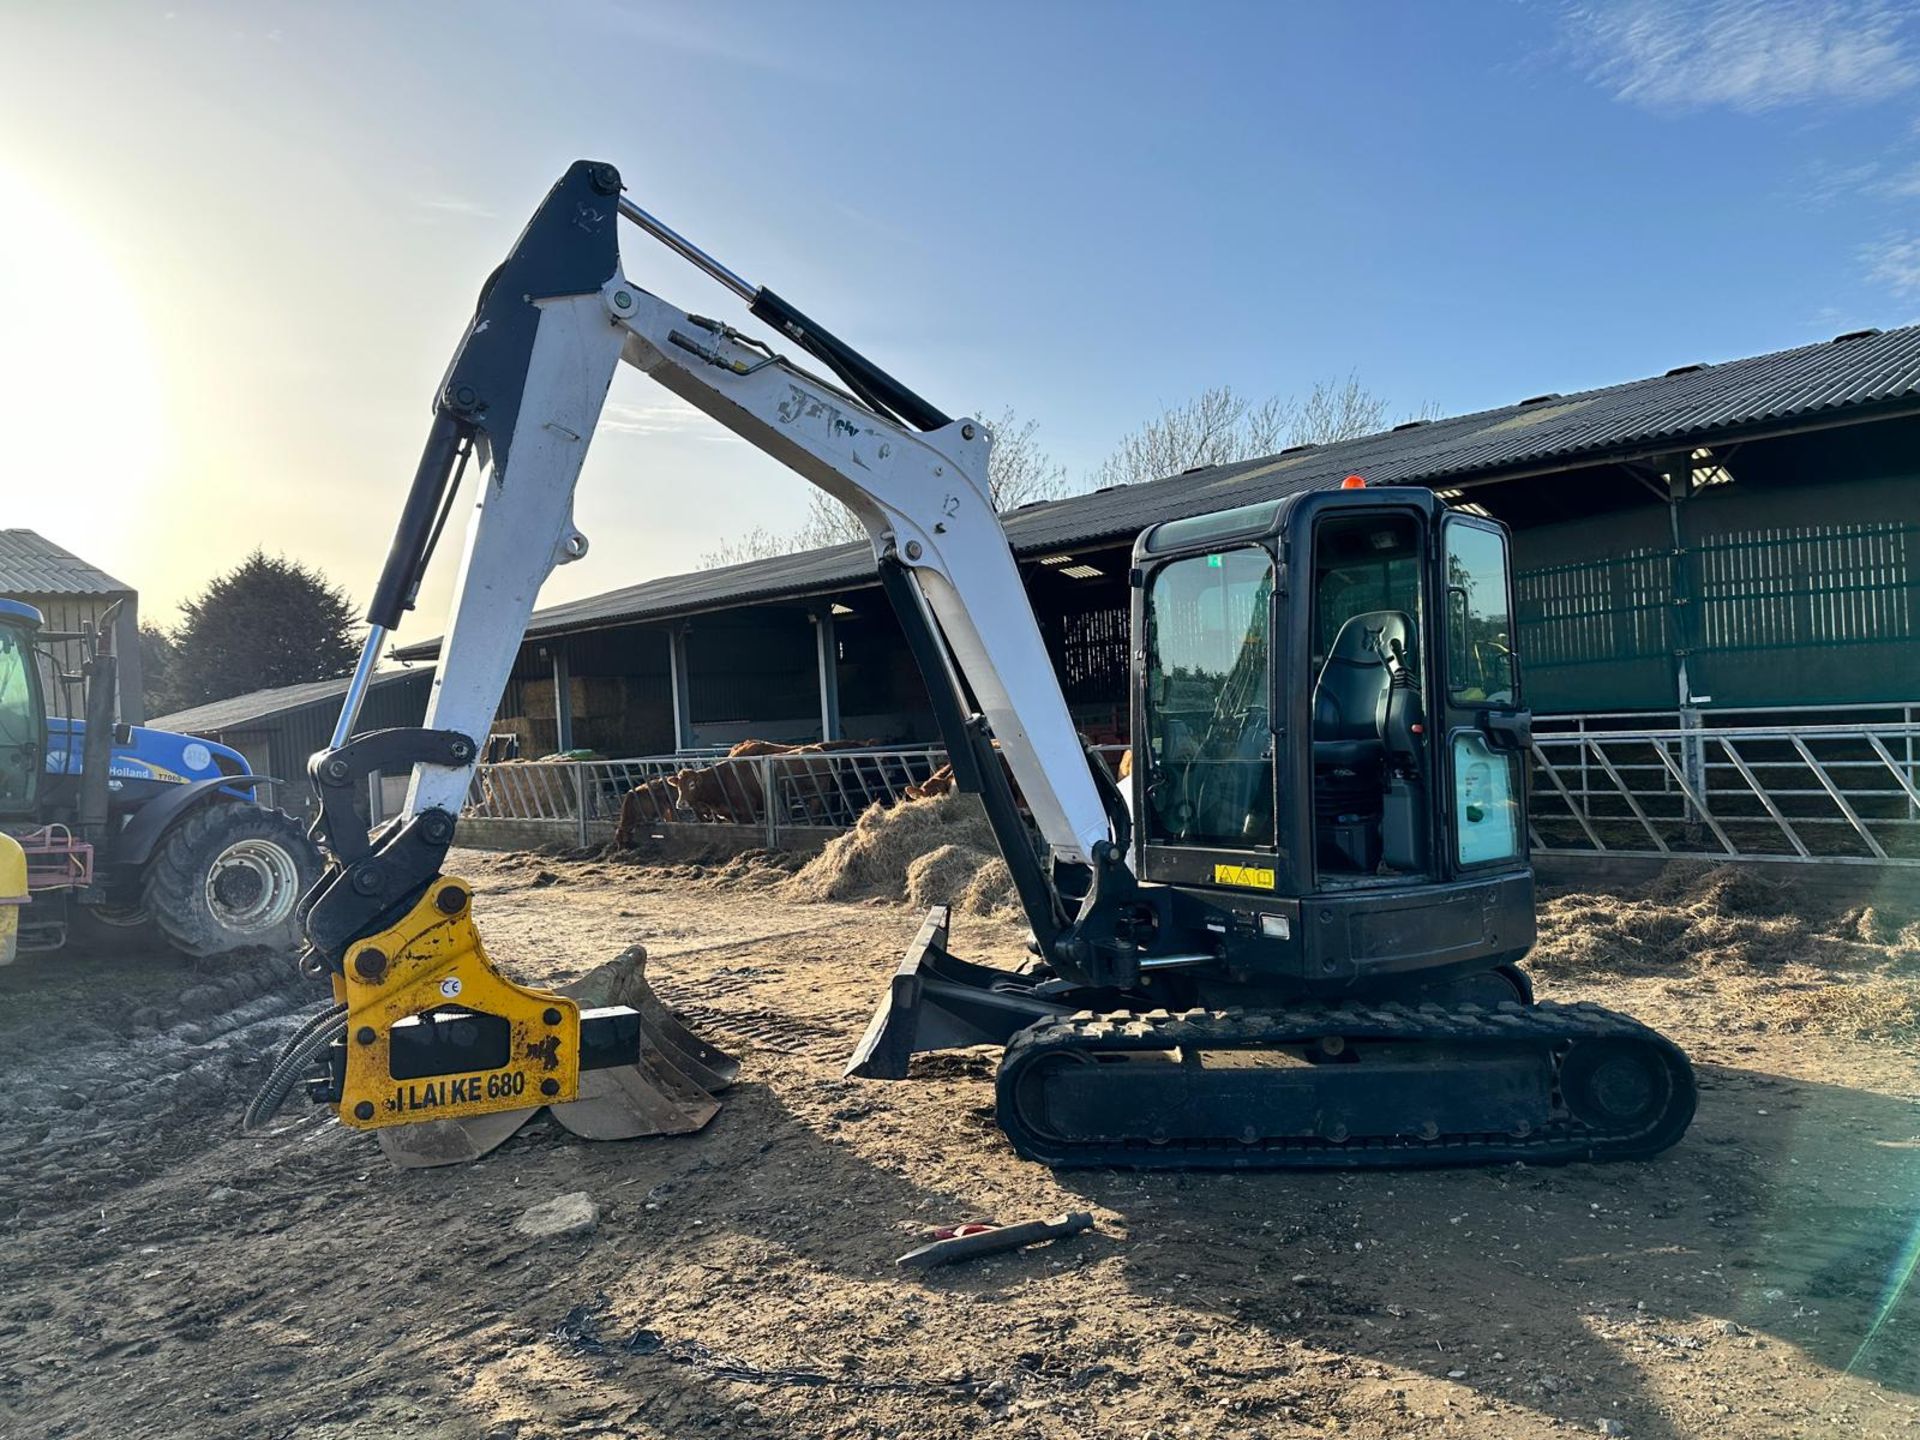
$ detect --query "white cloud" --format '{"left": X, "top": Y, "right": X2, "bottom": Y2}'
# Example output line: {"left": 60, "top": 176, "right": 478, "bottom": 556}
{"left": 415, "top": 194, "right": 497, "bottom": 221}
{"left": 601, "top": 398, "right": 740, "bottom": 442}
{"left": 1563, "top": 0, "right": 1920, "bottom": 113}
{"left": 1863, "top": 235, "right": 1920, "bottom": 292}
{"left": 1873, "top": 160, "right": 1920, "bottom": 196}
{"left": 1803, "top": 156, "right": 1886, "bottom": 206}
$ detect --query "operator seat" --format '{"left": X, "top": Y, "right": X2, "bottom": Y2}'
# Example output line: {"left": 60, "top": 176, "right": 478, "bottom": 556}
{"left": 1311, "top": 611, "right": 1413, "bottom": 770}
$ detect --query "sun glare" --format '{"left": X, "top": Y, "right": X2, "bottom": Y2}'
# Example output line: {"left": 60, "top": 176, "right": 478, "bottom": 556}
{"left": 0, "top": 166, "right": 165, "bottom": 552}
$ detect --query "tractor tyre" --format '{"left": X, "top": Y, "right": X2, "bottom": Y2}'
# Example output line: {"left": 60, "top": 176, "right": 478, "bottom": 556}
{"left": 143, "top": 803, "right": 322, "bottom": 957}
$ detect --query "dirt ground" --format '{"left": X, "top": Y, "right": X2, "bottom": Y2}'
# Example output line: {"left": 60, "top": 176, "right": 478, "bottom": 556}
{"left": 4, "top": 849, "right": 1920, "bottom": 1440}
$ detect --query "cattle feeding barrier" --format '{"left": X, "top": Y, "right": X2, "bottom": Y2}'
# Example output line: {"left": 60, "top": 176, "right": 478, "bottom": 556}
{"left": 455, "top": 724, "right": 1918, "bottom": 871}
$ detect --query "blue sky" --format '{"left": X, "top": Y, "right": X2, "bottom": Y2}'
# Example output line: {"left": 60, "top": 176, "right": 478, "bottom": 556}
{"left": 3, "top": 0, "right": 1918, "bottom": 624}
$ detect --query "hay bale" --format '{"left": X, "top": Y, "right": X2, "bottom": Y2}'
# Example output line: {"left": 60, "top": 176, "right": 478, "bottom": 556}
{"left": 784, "top": 791, "right": 998, "bottom": 904}
{"left": 907, "top": 843, "right": 992, "bottom": 911}
{"left": 904, "top": 843, "right": 1018, "bottom": 917}
{"left": 957, "top": 853, "right": 1018, "bottom": 917}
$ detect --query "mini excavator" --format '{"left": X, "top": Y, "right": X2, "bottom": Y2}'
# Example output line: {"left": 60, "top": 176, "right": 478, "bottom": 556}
{"left": 283, "top": 161, "right": 1696, "bottom": 1170}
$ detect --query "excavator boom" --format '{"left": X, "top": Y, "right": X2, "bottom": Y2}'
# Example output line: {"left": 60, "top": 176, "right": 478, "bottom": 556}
{"left": 287, "top": 160, "right": 1127, "bottom": 1165}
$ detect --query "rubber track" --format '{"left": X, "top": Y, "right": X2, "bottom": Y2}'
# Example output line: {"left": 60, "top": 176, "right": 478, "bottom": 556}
{"left": 997, "top": 998, "right": 1696, "bottom": 1170}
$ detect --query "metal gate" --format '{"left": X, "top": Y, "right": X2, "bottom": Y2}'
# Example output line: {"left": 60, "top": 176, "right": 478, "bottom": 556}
{"left": 1529, "top": 719, "right": 1920, "bottom": 866}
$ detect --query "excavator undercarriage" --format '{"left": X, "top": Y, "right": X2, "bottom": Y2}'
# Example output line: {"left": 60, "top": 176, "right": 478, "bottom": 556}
{"left": 279, "top": 159, "right": 1696, "bottom": 1173}
{"left": 850, "top": 907, "right": 1694, "bottom": 1169}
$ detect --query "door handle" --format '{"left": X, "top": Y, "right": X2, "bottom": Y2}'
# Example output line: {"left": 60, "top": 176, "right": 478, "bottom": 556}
{"left": 1479, "top": 708, "right": 1532, "bottom": 752}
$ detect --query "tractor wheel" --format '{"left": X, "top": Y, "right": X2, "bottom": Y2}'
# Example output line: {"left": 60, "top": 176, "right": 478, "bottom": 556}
{"left": 143, "top": 804, "right": 322, "bottom": 957}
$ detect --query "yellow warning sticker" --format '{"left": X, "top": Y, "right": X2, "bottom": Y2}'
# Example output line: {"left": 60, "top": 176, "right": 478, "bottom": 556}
{"left": 1212, "top": 863, "right": 1276, "bottom": 890}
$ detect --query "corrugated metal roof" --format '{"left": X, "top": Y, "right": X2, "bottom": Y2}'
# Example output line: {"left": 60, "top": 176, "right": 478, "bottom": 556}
{"left": 150, "top": 666, "right": 433, "bottom": 735}
{"left": 397, "top": 323, "right": 1920, "bottom": 658}
{"left": 518, "top": 541, "right": 877, "bottom": 643}
{"left": 0, "top": 530, "right": 133, "bottom": 596}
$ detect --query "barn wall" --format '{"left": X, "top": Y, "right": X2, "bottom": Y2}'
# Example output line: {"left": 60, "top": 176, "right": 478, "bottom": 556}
{"left": 478, "top": 414, "right": 1920, "bottom": 757}
{"left": 13, "top": 590, "right": 143, "bottom": 724}
{"left": 1509, "top": 418, "right": 1920, "bottom": 715}
{"left": 1680, "top": 429, "right": 1918, "bottom": 709}
{"left": 181, "top": 670, "right": 435, "bottom": 822}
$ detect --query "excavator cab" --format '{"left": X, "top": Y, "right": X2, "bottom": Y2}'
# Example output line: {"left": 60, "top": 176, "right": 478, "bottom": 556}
{"left": 1126, "top": 486, "right": 1535, "bottom": 993}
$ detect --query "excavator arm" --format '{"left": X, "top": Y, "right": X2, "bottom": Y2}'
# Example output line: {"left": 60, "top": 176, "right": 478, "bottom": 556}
{"left": 294, "top": 160, "right": 1128, "bottom": 1163}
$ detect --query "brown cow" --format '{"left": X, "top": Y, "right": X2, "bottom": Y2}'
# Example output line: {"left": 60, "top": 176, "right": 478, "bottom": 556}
{"left": 903, "top": 763, "right": 956, "bottom": 801}
{"left": 671, "top": 758, "right": 764, "bottom": 823}
{"left": 666, "top": 738, "right": 878, "bottom": 826}
{"left": 612, "top": 775, "right": 680, "bottom": 847}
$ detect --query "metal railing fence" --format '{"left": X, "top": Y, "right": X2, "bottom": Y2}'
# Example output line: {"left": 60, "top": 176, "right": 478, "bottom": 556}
{"left": 463, "top": 746, "right": 953, "bottom": 848}
{"left": 1528, "top": 721, "right": 1920, "bottom": 866}
{"left": 456, "top": 724, "right": 1920, "bottom": 869}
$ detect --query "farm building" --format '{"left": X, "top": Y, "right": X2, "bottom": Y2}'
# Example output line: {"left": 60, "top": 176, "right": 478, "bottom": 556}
{"left": 393, "top": 325, "right": 1920, "bottom": 758}
{"left": 0, "top": 529, "right": 145, "bottom": 723}
{"left": 149, "top": 666, "right": 434, "bottom": 822}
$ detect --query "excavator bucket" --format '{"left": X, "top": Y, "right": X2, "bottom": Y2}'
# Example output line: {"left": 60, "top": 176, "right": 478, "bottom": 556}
{"left": 546, "top": 945, "right": 738, "bottom": 1141}
{"left": 377, "top": 1108, "right": 535, "bottom": 1169}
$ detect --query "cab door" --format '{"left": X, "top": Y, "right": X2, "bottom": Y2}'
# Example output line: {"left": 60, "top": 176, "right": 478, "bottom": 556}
{"left": 1437, "top": 515, "right": 1530, "bottom": 875}
{"left": 1135, "top": 544, "right": 1283, "bottom": 893}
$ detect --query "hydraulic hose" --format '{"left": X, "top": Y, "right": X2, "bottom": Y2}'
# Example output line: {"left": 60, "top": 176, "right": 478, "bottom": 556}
{"left": 243, "top": 1002, "right": 348, "bottom": 1132}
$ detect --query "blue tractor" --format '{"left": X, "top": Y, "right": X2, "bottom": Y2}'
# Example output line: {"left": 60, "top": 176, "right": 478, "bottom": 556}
{"left": 0, "top": 597, "right": 322, "bottom": 956}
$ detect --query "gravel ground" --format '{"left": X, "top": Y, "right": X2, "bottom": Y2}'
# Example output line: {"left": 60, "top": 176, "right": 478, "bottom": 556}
{"left": 2, "top": 849, "right": 1918, "bottom": 1439}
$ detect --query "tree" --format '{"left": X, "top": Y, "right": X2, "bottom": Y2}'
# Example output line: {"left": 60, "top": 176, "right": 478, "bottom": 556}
{"left": 138, "top": 622, "right": 183, "bottom": 716}
{"left": 698, "top": 525, "right": 800, "bottom": 570}
{"left": 169, "top": 551, "right": 361, "bottom": 707}
{"left": 1091, "top": 373, "right": 1401, "bottom": 490}
{"left": 698, "top": 407, "right": 1069, "bottom": 567}
{"left": 697, "top": 378, "right": 1425, "bottom": 567}
{"left": 1294, "top": 372, "right": 1399, "bottom": 446}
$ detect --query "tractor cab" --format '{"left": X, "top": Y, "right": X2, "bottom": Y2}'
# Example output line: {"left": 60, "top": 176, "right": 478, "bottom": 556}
{"left": 0, "top": 600, "right": 47, "bottom": 821}
{"left": 1130, "top": 485, "right": 1533, "bottom": 986}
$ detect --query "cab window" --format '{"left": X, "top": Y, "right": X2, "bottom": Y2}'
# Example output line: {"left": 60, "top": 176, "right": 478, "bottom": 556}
{"left": 1142, "top": 549, "right": 1274, "bottom": 848}
{"left": 0, "top": 625, "right": 41, "bottom": 811}
{"left": 1445, "top": 522, "right": 1516, "bottom": 705}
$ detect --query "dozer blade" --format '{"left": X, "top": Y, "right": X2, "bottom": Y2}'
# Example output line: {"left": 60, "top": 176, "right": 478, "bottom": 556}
{"left": 547, "top": 944, "right": 736, "bottom": 1141}
{"left": 376, "top": 1108, "right": 538, "bottom": 1169}
{"left": 846, "top": 907, "right": 1070, "bottom": 1080}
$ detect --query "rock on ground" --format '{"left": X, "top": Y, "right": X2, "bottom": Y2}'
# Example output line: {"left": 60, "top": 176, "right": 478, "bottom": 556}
{"left": 513, "top": 1191, "right": 599, "bottom": 1239}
